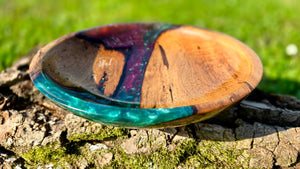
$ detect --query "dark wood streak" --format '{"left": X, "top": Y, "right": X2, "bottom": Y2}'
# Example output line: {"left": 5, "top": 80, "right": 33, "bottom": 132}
{"left": 169, "top": 87, "right": 174, "bottom": 102}
{"left": 191, "top": 106, "right": 199, "bottom": 115}
{"left": 245, "top": 81, "right": 254, "bottom": 91}
{"left": 28, "top": 23, "right": 264, "bottom": 128}
{"left": 140, "top": 26, "right": 263, "bottom": 110}
{"left": 159, "top": 44, "right": 169, "bottom": 69}
{"left": 98, "top": 71, "right": 108, "bottom": 92}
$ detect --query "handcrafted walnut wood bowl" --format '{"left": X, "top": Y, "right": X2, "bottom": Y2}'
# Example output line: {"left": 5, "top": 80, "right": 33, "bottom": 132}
{"left": 29, "top": 23, "right": 263, "bottom": 128}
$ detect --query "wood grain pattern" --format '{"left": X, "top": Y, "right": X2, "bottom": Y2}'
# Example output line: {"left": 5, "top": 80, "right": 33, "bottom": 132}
{"left": 29, "top": 23, "right": 263, "bottom": 127}
{"left": 93, "top": 45, "right": 125, "bottom": 96}
{"left": 42, "top": 37, "right": 104, "bottom": 97}
{"left": 140, "top": 26, "right": 262, "bottom": 111}
{"left": 41, "top": 37, "right": 127, "bottom": 102}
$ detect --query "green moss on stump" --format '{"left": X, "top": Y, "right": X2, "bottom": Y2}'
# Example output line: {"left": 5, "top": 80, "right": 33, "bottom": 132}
{"left": 21, "top": 126, "right": 129, "bottom": 168}
{"left": 68, "top": 126, "right": 129, "bottom": 142}
{"left": 21, "top": 144, "right": 70, "bottom": 167}
{"left": 21, "top": 138, "right": 246, "bottom": 168}
{"left": 111, "top": 140, "right": 245, "bottom": 168}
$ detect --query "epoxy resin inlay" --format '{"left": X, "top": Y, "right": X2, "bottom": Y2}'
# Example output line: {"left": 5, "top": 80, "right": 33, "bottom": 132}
{"left": 29, "top": 23, "right": 263, "bottom": 128}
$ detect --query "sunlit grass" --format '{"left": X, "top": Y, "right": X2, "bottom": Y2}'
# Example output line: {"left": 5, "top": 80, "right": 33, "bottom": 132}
{"left": 1, "top": 0, "right": 300, "bottom": 97}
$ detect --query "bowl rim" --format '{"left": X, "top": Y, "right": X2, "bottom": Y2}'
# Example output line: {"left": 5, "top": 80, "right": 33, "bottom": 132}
{"left": 29, "top": 23, "right": 263, "bottom": 126}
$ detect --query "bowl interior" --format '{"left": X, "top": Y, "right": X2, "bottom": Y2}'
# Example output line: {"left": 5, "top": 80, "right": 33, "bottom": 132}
{"left": 39, "top": 23, "right": 262, "bottom": 111}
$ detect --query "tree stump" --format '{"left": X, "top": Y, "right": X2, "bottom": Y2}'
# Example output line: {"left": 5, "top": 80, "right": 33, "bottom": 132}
{"left": 0, "top": 54, "right": 299, "bottom": 168}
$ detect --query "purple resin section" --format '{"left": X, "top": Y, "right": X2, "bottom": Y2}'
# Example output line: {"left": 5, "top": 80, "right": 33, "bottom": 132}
{"left": 76, "top": 23, "right": 178, "bottom": 105}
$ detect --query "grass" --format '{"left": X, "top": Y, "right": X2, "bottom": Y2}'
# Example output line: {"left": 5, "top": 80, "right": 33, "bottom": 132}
{"left": 1, "top": 0, "right": 300, "bottom": 97}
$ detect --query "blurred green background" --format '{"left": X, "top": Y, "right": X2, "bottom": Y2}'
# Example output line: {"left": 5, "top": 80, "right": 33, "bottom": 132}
{"left": 1, "top": 0, "right": 300, "bottom": 97}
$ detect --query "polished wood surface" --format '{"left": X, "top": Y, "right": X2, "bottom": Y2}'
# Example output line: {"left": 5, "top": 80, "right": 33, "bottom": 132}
{"left": 93, "top": 45, "right": 125, "bottom": 96}
{"left": 42, "top": 37, "right": 106, "bottom": 98}
{"left": 141, "top": 26, "right": 262, "bottom": 110}
{"left": 31, "top": 25, "right": 262, "bottom": 112}
{"left": 29, "top": 23, "right": 263, "bottom": 128}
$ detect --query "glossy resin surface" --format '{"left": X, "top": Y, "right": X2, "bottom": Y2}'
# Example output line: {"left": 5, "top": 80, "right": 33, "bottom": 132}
{"left": 29, "top": 23, "right": 263, "bottom": 128}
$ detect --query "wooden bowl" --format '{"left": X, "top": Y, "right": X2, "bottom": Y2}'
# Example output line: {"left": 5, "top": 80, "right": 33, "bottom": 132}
{"left": 29, "top": 23, "right": 263, "bottom": 128}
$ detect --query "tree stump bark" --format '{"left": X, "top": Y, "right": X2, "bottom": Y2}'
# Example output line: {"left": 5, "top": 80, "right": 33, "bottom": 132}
{"left": 0, "top": 54, "right": 299, "bottom": 168}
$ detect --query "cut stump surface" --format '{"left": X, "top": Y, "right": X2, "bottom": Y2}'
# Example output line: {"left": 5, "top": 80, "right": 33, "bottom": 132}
{"left": 0, "top": 54, "right": 299, "bottom": 168}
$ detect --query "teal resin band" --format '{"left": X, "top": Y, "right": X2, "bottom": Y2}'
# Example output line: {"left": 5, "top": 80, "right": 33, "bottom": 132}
{"left": 32, "top": 72, "right": 194, "bottom": 128}
{"left": 29, "top": 23, "right": 263, "bottom": 128}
